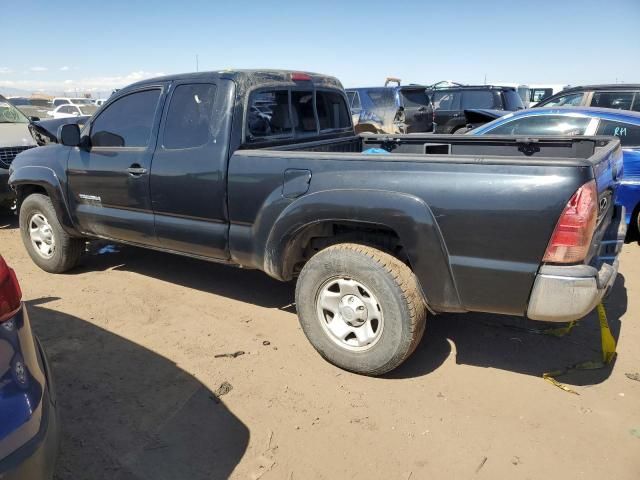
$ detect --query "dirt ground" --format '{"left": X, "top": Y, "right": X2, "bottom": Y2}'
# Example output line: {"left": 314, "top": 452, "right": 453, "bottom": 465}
{"left": 1, "top": 212, "right": 639, "bottom": 480}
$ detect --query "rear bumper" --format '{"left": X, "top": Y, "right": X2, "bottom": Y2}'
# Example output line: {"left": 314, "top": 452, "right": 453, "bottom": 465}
{"left": 527, "top": 207, "right": 627, "bottom": 323}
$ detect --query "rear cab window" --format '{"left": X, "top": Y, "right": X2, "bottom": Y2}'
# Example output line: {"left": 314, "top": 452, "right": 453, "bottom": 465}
{"left": 246, "top": 87, "right": 351, "bottom": 143}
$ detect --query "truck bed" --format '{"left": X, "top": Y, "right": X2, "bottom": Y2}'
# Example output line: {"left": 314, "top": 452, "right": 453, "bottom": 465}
{"left": 230, "top": 135, "right": 622, "bottom": 316}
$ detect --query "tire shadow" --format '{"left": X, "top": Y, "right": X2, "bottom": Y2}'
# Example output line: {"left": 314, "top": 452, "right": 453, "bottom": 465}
{"left": 27, "top": 298, "right": 249, "bottom": 480}
{"left": 389, "top": 274, "right": 628, "bottom": 386}
{"left": 0, "top": 211, "right": 18, "bottom": 229}
{"left": 62, "top": 241, "right": 628, "bottom": 386}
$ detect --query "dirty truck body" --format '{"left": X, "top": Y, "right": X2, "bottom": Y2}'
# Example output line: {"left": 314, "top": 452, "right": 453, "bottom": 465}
{"left": 9, "top": 70, "right": 626, "bottom": 374}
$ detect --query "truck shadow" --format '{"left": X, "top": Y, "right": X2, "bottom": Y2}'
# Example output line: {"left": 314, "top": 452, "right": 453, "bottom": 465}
{"left": 73, "top": 242, "right": 295, "bottom": 309}
{"left": 390, "top": 274, "right": 628, "bottom": 385}
{"left": 27, "top": 298, "right": 249, "bottom": 480}
{"left": 73, "top": 242, "right": 627, "bottom": 385}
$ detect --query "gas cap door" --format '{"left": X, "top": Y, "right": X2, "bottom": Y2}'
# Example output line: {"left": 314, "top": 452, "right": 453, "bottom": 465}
{"left": 283, "top": 168, "right": 312, "bottom": 198}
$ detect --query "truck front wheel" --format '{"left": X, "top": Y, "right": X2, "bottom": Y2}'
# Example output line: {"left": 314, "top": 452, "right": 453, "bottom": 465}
{"left": 19, "top": 194, "right": 84, "bottom": 273}
{"left": 295, "top": 243, "right": 427, "bottom": 375}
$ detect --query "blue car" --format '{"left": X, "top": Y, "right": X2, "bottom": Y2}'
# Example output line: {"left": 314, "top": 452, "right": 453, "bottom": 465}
{"left": 0, "top": 255, "right": 58, "bottom": 479}
{"left": 470, "top": 107, "right": 640, "bottom": 236}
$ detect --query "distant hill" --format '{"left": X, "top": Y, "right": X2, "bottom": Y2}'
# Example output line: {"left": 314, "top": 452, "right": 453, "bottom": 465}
{"left": 0, "top": 85, "right": 41, "bottom": 97}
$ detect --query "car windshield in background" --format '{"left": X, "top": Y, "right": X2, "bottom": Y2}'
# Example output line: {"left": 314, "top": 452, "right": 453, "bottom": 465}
{"left": 79, "top": 105, "right": 98, "bottom": 115}
{"left": 73, "top": 98, "right": 94, "bottom": 105}
{"left": 540, "top": 92, "right": 584, "bottom": 107}
{"left": 400, "top": 89, "right": 429, "bottom": 108}
{"left": 0, "top": 100, "right": 29, "bottom": 123}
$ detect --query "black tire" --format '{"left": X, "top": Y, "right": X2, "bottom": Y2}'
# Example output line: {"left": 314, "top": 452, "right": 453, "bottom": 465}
{"left": 19, "top": 194, "right": 83, "bottom": 273}
{"left": 295, "top": 243, "right": 427, "bottom": 375}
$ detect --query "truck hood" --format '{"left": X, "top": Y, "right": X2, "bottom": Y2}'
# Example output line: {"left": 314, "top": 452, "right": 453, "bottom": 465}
{"left": 28, "top": 116, "right": 91, "bottom": 146}
{"left": 0, "top": 123, "right": 37, "bottom": 148}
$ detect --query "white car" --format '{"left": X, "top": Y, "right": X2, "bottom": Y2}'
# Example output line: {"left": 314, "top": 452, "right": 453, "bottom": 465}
{"left": 93, "top": 99, "right": 107, "bottom": 106}
{"left": 51, "top": 97, "right": 96, "bottom": 108}
{"left": 47, "top": 104, "right": 98, "bottom": 119}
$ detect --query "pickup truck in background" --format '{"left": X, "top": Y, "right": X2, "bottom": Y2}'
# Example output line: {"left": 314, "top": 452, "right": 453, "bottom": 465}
{"left": 9, "top": 70, "right": 627, "bottom": 375}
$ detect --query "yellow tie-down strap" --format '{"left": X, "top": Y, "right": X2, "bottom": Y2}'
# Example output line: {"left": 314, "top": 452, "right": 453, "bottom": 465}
{"left": 542, "top": 303, "right": 617, "bottom": 395}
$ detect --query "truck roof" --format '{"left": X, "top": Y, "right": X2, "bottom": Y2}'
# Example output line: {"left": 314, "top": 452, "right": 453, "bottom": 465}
{"left": 125, "top": 69, "right": 344, "bottom": 93}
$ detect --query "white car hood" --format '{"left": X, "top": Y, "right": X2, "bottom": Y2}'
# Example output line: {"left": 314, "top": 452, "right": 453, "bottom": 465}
{"left": 0, "top": 123, "right": 37, "bottom": 148}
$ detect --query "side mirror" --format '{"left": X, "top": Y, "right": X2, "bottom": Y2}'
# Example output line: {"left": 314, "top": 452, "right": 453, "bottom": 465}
{"left": 29, "top": 116, "right": 41, "bottom": 122}
{"left": 58, "top": 123, "right": 81, "bottom": 147}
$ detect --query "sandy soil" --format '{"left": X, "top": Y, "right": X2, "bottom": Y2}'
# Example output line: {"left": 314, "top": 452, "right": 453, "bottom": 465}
{"left": 1, "top": 212, "right": 639, "bottom": 480}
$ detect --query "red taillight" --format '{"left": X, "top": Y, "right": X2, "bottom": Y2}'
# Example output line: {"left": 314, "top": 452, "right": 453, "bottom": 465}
{"left": 542, "top": 180, "right": 598, "bottom": 264}
{"left": 291, "top": 72, "right": 312, "bottom": 82}
{"left": 0, "top": 256, "right": 22, "bottom": 322}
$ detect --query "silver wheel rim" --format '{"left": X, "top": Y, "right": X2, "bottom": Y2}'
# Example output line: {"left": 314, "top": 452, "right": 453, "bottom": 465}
{"left": 316, "top": 277, "right": 384, "bottom": 352}
{"left": 29, "top": 213, "right": 56, "bottom": 259}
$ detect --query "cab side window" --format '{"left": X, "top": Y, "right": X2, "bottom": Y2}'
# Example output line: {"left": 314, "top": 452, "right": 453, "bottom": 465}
{"left": 91, "top": 89, "right": 161, "bottom": 148}
{"left": 163, "top": 84, "right": 217, "bottom": 149}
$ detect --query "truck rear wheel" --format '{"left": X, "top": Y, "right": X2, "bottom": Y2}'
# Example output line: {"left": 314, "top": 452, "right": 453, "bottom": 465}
{"left": 295, "top": 243, "right": 427, "bottom": 375}
{"left": 19, "top": 194, "right": 84, "bottom": 273}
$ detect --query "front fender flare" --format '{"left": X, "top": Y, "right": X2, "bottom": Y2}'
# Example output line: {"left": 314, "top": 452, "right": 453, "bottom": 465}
{"left": 265, "top": 189, "right": 464, "bottom": 312}
{"left": 9, "top": 165, "right": 79, "bottom": 236}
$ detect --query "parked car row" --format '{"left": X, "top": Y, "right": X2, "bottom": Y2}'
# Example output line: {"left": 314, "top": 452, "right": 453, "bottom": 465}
{"left": 4, "top": 96, "right": 106, "bottom": 120}
{"left": 346, "top": 81, "right": 525, "bottom": 134}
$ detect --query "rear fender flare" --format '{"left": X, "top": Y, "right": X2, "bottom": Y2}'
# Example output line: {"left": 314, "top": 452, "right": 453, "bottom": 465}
{"left": 265, "top": 189, "right": 463, "bottom": 312}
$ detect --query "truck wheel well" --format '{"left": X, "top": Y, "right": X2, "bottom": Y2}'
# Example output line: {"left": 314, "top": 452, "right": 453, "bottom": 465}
{"left": 16, "top": 185, "right": 48, "bottom": 209}
{"left": 283, "top": 221, "right": 409, "bottom": 279}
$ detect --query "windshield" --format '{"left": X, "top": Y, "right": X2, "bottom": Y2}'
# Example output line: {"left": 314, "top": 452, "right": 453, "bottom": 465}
{"left": 72, "top": 98, "right": 94, "bottom": 105}
{"left": 0, "top": 99, "right": 29, "bottom": 124}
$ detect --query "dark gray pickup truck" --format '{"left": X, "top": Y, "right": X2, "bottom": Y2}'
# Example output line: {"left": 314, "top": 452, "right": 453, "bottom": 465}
{"left": 9, "top": 70, "right": 627, "bottom": 375}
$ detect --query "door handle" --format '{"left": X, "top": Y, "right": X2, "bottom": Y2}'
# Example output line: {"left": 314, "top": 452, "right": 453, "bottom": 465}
{"left": 127, "top": 165, "right": 147, "bottom": 176}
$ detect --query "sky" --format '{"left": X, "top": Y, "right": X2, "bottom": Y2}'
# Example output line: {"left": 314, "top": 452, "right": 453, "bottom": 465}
{"left": 2, "top": 0, "right": 639, "bottom": 96}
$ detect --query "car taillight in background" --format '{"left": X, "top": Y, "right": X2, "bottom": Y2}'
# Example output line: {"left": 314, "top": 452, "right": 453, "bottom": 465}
{"left": 542, "top": 180, "right": 598, "bottom": 264}
{"left": 0, "top": 256, "right": 22, "bottom": 322}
